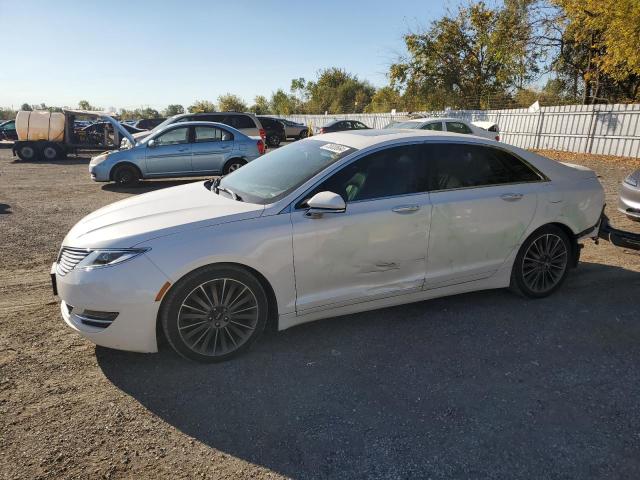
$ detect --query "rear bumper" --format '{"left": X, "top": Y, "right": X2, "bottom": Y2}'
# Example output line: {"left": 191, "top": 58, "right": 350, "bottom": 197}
{"left": 598, "top": 214, "right": 640, "bottom": 251}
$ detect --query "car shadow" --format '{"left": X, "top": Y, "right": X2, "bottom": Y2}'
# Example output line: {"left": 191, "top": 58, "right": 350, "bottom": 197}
{"left": 11, "top": 156, "right": 92, "bottom": 166}
{"left": 0, "top": 203, "right": 11, "bottom": 214}
{"left": 97, "top": 261, "right": 640, "bottom": 479}
{"left": 101, "top": 178, "right": 206, "bottom": 194}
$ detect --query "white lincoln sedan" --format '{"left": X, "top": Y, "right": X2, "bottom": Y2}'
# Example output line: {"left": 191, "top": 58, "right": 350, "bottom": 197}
{"left": 52, "top": 130, "right": 605, "bottom": 362}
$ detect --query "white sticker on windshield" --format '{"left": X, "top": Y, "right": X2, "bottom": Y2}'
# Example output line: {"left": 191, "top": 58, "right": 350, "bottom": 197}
{"left": 320, "top": 143, "right": 350, "bottom": 154}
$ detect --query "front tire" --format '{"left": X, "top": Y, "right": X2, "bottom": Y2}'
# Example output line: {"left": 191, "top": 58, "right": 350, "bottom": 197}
{"left": 112, "top": 164, "right": 140, "bottom": 186}
{"left": 160, "top": 265, "right": 268, "bottom": 362}
{"left": 510, "top": 225, "right": 571, "bottom": 298}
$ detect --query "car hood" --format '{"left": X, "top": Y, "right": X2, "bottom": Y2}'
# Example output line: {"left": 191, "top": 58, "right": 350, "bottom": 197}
{"left": 63, "top": 182, "right": 265, "bottom": 249}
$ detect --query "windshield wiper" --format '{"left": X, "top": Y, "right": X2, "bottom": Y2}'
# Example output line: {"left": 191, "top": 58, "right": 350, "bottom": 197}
{"left": 217, "top": 186, "right": 240, "bottom": 201}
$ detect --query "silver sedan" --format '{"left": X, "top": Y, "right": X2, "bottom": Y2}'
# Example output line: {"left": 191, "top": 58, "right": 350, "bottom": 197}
{"left": 619, "top": 169, "right": 640, "bottom": 221}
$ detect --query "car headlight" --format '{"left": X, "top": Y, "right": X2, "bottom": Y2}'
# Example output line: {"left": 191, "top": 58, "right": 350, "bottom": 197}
{"left": 76, "top": 248, "right": 149, "bottom": 270}
{"left": 90, "top": 153, "right": 109, "bottom": 167}
{"left": 624, "top": 172, "right": 639, "bottom": 187}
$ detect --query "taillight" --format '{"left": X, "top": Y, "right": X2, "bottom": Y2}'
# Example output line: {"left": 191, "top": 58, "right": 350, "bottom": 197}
{"left": 495, "top": 135, "right": 500, "bottom": 141}
{"left": 257, "top": 140, "right": 265, "bottom": 155}
{"left": 259, "top": 128, "right": 266, "bottom": 140}
{"left": 320, "top": 128, "right": 325, "bottom": 134}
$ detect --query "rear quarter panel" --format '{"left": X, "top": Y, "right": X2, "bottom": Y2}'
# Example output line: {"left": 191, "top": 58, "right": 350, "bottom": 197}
{"left": 519, "top": 149, "right": 605, "bottom": 234}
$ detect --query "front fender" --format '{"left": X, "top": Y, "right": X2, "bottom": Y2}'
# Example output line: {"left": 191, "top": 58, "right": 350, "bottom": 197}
{"left": 144, "top": 213, "right": 296, "bottom": 316}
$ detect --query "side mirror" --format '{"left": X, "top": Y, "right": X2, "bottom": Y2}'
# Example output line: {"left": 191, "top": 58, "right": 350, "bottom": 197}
{"left": 147, "top": 139, "right": 156, "bottom": 148}
{"left": 306, "top": 191, "right": 346, "bottom": 217}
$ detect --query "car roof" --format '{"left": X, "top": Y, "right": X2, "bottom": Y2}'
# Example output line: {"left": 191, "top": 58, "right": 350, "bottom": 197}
{"left": 399, "top": 117, "right": 469, "bottom": 124}
{"left": 174, "top": 111, "right": 253, "bottom": 118}
{"left": 316, "top": 129, "right": 491, "bottom": 150}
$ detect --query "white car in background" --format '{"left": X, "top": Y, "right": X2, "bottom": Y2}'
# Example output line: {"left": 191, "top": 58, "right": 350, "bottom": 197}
{"left": 52, "top": 130, "right": 604, "bottom": 362}
{"left": 388, "top": 117, "right": 500, "bottom": 141}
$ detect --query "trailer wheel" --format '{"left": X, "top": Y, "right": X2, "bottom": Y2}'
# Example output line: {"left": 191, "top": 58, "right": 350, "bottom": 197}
{"left": 16, "top": 143, "right": 38, "bottom": 161}
{"left": 41, "top": 143, "right": 60, "bottom": 161}
{"left": 112, "top": 164, "right": 140, "bottom": 186}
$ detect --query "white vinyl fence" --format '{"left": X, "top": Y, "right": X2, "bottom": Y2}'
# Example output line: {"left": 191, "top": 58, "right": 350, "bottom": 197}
{"left": 283, "top": 103, "right": 640, "bottom": 158}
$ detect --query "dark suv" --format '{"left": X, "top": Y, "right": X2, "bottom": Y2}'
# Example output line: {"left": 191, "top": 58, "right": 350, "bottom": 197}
{"left": 133, "top": 118, "right": 166, "bottom": 130}
{"left": 257, "top": 116, "right": 286, "bottom": 147}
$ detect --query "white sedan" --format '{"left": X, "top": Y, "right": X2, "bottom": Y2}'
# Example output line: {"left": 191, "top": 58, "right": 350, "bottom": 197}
{"left": 387, "top": 117, "right": 500, "bottom": 141}
{"left": 52, "top": 130, "right": 604, "bottom": 362}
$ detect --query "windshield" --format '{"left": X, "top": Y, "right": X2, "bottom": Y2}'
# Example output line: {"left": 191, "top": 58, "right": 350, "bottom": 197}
{"left": 389, "top": 121, "right": 422, "bottom": 129}
{"left": 219, "top": 140, "right": 357, "bottom": 204}
{"left": 149, "top": 116, "right": 178, "bottom": 134}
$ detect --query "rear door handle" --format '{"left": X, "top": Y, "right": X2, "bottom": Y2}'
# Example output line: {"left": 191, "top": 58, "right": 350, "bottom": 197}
{"left": 500, "top": 193, "right": 523, "bottom": 202}
{"left": 392, "top": 205, "right": 421, "bottom": 214}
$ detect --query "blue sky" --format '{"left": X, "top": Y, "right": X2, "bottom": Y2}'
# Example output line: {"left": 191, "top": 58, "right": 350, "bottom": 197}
{"left": 0, "top": 0, "right": 456, "bottom": 110}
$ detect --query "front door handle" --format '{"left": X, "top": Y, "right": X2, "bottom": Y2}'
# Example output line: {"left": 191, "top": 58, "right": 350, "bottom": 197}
{"left": 500, "top": 193, "right": 524, "bottom": 202}
{"left": 392, "top": 205, "right": 421, "bottom": 214}
{"left": 177, "top": 147, "right": 189, "bottom": 152}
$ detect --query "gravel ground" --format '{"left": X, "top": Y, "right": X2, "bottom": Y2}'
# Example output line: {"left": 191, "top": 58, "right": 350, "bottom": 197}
{"left": 1, "top": 145, "right": 639, "bottom": 479}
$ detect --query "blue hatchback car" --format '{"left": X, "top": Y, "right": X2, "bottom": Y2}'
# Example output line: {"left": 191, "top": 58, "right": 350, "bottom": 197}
{"left": 89, "top": 121, "right": 264, "bottom": 185}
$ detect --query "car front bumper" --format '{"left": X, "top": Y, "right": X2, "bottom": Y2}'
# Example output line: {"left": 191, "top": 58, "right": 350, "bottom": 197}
{"left": 618, "top": 181, "right": 640, "bottom": 220}
{"left": 89, "top": 162, "right": 111, "bottom": 182}
{"left": 53, "top": 254, "right": 171, "bottom": 353}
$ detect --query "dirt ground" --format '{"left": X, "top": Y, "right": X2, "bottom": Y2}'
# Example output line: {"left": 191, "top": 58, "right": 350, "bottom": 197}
{"left": 1, "top": 145, "right": 639, "bottom": 479}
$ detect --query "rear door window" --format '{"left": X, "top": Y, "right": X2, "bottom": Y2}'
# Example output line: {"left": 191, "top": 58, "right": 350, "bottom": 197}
{"left": 229, "top": 115, "right": 256, "bottom": 129}
{"left": 445, "top": 122, "right": 472, "bottom": 134}
{"left": 421, "top": 122, "right": 443, "bottom": 131}
{"left": 425, "top": 143, "right": 543, "bottom": 191}
{"left": 194, "top": 126, "right": 232, "bottom": 142}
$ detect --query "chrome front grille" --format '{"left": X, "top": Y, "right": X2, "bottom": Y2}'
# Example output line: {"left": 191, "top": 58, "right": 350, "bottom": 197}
{"left": 56, "top": 247, "right": 91, "bottom": 276}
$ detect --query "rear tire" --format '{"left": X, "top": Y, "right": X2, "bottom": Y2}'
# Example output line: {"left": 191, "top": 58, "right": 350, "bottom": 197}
{"left": 16, "top": 143, "right": 38, "bottom": 161}
{"left": 160, "top": 265, "right": 268, "bottom": 363}
{"left": 111, "top": 164, "right": 140, "bottom": 186}
{"left": 41, "top": 143, "right": 60, "bottom": 161}
{"left": 223, "top": 158, "right": 246, "bottom": 175}
{"left": 267, "top": 135, "right": 281, "bottom": 147}
{"left": 297, "top": 129, "right": 308, "bottom": 140}
{"left": 510, "top": 225, "right": 571, "bottom": 298}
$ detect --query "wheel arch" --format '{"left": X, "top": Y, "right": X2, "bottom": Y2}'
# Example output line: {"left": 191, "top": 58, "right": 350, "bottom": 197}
{"left": 109, "top": 161, "right": 143, "bottom": 181}
{"left": 155, "top": 261, "right": 280, "bottom": 347}
{"left": 521, "top": 221, "right": 580, "bottom": 268}
{"left": 223, "top": 157, "right": 247, "bottom": 171}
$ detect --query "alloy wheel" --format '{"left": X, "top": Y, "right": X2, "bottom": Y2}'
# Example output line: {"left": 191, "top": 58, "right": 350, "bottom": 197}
{"left": 521, "top": 233, "right": 568, "bottom": 293}
{"left": 177, "top": 278, "right": 259, "bottom": 357}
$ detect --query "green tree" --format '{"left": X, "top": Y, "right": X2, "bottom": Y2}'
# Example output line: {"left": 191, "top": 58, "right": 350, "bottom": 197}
{"left": 269, "top": 89, "right": 298, "bottom": 114}
{"left": 390, "top": 1, "right": 540, "bottom": 109}
{"left": 188, "top": 100, "right": 217, "bottom": 113}
{"left": 163, "top": 104, "right": 185, "bottom": 116}
{"left": 365, "top": 86, "right": 404, "bottom": 112}
{"left": 547, "top": 0, "right": 640, "bottom": 102}
{"left": 217, "top": 93, "right": 248, "bottom": 112}
{"left": 249, "top": 95, "right": 271, "bottom": 114}
{"left": 304, "top": 68, "right": 375, "bottom": 113}
{"left": 20, "top": 103, "right": 32, "bottom": 111}
{"left": 77, "top": 100, "right": 98, "bottom": 111}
